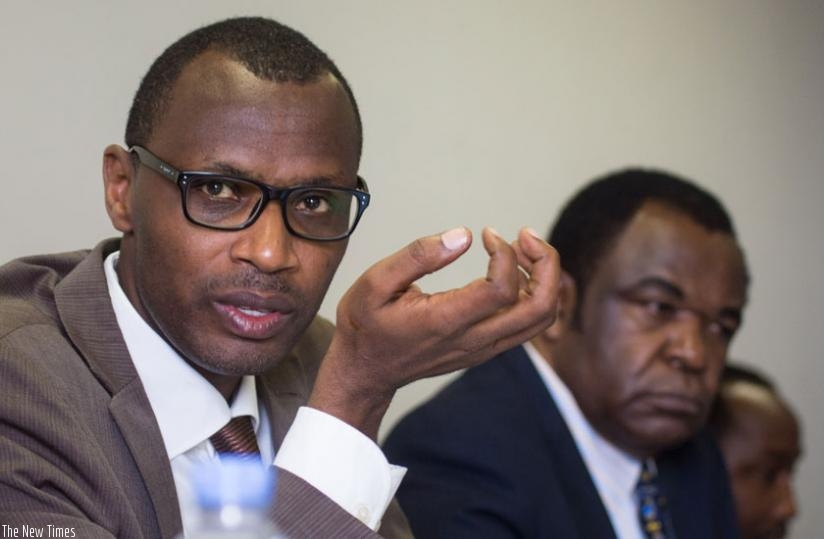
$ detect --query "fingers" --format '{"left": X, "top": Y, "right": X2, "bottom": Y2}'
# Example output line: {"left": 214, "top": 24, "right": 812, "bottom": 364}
{"left": 323, "top": 225, "right": 561, "bottom": 433}
{"left": 417, "top": 229, "right": 521, "bottom": 328}
{"left": 416, "top": 226, "right": 558, "bottom": 332}
{"left": 481, "top": 227, "right": 519, "bottom": 303}
{"left": 360, "top": 227, "right": 473, "bottom": 300}
{"left": 514, "top": 226, "right": 560, "bottom": 300}
{"left": 447, "top": 227, "right": 560, "bottom": 354}
{"left": 346, "top": 225, "right": 559, "bottom": 339}
{"left": 466, "top": 226, "right": 559, "bottom": 314}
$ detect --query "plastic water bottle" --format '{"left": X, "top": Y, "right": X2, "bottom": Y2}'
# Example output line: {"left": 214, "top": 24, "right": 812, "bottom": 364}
{"left": 181, "top": 456, "right": 285, "bottom": 539}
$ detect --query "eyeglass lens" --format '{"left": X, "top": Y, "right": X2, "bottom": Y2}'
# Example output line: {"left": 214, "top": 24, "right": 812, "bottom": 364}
{"left": 185, "top": 177, "right": 356, "bottom": 238}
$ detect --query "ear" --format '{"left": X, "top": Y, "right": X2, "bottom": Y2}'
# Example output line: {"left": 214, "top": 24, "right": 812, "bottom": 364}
{"left": 542, "top": 271, "right": 578, "bottom": 340}
{"left": 103, "top": 145, "right": 136, "bottom": 233}
{"left": 531, "top": 271, "right": 577, "bottom": 358}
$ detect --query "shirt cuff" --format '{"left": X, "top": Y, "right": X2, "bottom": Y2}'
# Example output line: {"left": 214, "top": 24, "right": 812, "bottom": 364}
{"left": 274, "top": 406, "right": 406, "bottom": 530}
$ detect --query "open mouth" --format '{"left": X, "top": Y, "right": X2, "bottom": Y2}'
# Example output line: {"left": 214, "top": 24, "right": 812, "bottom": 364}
{"left": 237, "top": 307, "right": 272, "bottom": 317}
{"left": 211, "top": 291, "right": 295, "bottom": 340}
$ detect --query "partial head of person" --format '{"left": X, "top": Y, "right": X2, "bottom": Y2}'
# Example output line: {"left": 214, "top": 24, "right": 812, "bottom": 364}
{"left": 531, "top": 168, "right": 750, "bottom": 458}
{"left": 102, "top": 17, "right": 367, "bottom": 399}
{"left": 709, "top": 363, "right": 802, "bottom": 539}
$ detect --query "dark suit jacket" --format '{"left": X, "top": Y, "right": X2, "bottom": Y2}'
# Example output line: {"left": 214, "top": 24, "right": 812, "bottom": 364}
{"left": 0, "top": 239, "right": 410, "bottom": 538}
{"left": 383, "top": 345, "right": 738, "bottom": 538}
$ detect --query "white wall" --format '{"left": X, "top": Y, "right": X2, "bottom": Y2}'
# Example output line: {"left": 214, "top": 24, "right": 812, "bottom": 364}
{"left": 2, "top": 2, "right": 821, "bottom": 536}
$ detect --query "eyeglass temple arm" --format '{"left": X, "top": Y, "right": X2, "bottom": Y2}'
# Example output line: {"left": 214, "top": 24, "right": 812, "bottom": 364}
{"left": 357, "top": 176, "right": 369, "bottom": 192}
{"left": 130, "top": 146, "right": 180, "bottom": 183}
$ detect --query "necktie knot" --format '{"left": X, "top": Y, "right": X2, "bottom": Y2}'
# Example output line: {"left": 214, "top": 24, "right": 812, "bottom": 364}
{"left": 210, "top": 415, "right": 261, "bottom": 458}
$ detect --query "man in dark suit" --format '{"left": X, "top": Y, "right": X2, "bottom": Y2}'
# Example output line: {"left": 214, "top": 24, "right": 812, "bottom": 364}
{"left": 384, "top": 169, "right": 749, "bottom": 538}
{"left": 0, "top": 17, "right": 561, "bottom": 538}
{"left": 709, "top": 364, "right": 802, "bottom": 539}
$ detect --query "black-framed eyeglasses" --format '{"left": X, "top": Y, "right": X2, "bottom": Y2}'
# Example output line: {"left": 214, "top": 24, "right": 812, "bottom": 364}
{"left": 129, "top": 145, "right": 370, "bottom": 242}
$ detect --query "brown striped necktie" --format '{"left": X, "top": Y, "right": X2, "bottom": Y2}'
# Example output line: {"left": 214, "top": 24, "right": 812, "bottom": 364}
{"left": 210, "top": 415, "right": 260, "bottom": 458}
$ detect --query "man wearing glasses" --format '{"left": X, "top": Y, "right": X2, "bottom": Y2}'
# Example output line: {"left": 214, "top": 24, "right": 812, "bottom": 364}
{"left": 0, "top": 17, "right": 560, "bottom": 538}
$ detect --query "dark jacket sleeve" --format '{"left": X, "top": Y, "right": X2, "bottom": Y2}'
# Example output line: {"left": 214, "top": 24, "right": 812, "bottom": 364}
{"left": 384, "top": 394, "right": 534, "bottom": 539}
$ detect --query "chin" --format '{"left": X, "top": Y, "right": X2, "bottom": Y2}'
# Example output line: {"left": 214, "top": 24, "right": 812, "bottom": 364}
{"left": 185, "top": 338, "right": 292, "bottom": 376}
{"left": 759, "top": 524, "right": 788, "bottom": 539}
{"left": 633, "top": 422, "right": 696, "bottom": 454}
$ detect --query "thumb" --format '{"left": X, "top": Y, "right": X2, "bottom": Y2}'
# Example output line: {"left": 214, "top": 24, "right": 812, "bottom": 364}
{"left": 362, "top": 227, "right": 473, "bottom": 298}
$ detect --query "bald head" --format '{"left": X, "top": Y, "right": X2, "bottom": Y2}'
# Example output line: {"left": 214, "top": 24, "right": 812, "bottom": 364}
{"left": 710, "top": 366, "right": 801, "bottom": 539}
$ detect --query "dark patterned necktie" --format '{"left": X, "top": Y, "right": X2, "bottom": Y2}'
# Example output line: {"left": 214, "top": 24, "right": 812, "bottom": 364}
{"left": 209, "top": 415, "right": 260, "bottom": 458}
{"left": 636, "top": 459, "right": 676, "bottom": 539}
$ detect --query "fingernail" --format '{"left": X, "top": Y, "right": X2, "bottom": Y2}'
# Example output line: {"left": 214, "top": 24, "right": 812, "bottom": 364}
{"left": 526, "top": 227, "right": 542, "bottom": 240}
{"left": 441, "top": 227, "right": 469, "bottom": 250}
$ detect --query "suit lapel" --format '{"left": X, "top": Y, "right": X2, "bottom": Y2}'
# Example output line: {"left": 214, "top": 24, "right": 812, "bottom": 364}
{"left": 257, "top": 316, "right": 334, "bottom": 451}
{"left": 109, "top": 381, "right": 182, "bottom": 538}
{"left": 55, "top": 239, "right": 182, "bottom": 539}
{"left": 507, "top": 347, "right": 618, "bottom": 539}
{"left": 257, "top": 352, "right": 309, "bottom": 450}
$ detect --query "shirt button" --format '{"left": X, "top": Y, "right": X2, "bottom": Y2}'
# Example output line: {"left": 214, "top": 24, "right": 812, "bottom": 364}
{"left": 355, "top": 504, "right": 371, "bottom": 524}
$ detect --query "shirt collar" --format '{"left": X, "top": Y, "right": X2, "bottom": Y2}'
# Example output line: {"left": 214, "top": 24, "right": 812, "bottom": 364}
{"left": 523, "top": 341, "right": 641, "bottom": 498}
{"left": 104, "top": 251, "right": 260, "bottom": 459}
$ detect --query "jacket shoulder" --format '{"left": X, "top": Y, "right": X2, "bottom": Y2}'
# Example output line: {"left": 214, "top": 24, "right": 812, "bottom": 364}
{"left": 385, "top": 346, "right": 535, "bottom": 460}
{"left": 0, "top": 249, "right": 90, "bottom": 339}
{"left": 403, "top": 346, "right": 529, "bottom": 422}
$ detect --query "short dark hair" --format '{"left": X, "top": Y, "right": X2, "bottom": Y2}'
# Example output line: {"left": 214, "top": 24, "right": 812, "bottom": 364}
{"left": 719, "top": 362, "right": 775, "bottom": 390}
{"left": 708, "top": 362, "right": 776, "bottom": 438}
{"left": 548, "top": 168, "right": 742, "bottom": 322}
{"left": 125, "top": 17, "right": 362, "bottom": 156}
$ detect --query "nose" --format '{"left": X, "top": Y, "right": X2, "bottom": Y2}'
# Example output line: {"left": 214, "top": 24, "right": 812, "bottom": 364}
{"left": 775, "top": 475, "right": 798, "bottom": 522}
{"left": 228, "top": 202, "right": 299, "bottom": 273}
{"left": 665, "top": 313, "right": 707, "bottom": 373}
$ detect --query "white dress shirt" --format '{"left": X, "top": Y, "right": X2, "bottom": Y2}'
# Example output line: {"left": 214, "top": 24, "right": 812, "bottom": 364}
{"left": 104, "top": 252, "right": 405, "bottom": 533}
{"left": 523, "top": 341, "right": 644, "bottom": 539}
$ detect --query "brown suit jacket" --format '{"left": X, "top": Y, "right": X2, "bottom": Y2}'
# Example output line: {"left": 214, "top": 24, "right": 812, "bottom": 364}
{"left": 0, "top": 239, "right": 411, "bottom": 538}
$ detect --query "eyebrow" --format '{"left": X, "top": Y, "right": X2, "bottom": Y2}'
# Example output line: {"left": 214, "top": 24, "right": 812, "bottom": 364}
{"left": 627, "top": 276, "right": 685, "bottom": 299}
{"left": 625, "top": 276, "right": 743, "bottom": 323}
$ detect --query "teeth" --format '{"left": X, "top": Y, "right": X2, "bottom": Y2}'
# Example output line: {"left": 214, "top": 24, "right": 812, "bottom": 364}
{"left": 238, "top": 307, "right": 269, "bottom": 316}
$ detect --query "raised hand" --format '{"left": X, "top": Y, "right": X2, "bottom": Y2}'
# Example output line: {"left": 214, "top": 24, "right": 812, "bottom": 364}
{"left": 309, "top": 226, "right": 561, "bottom": 439}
